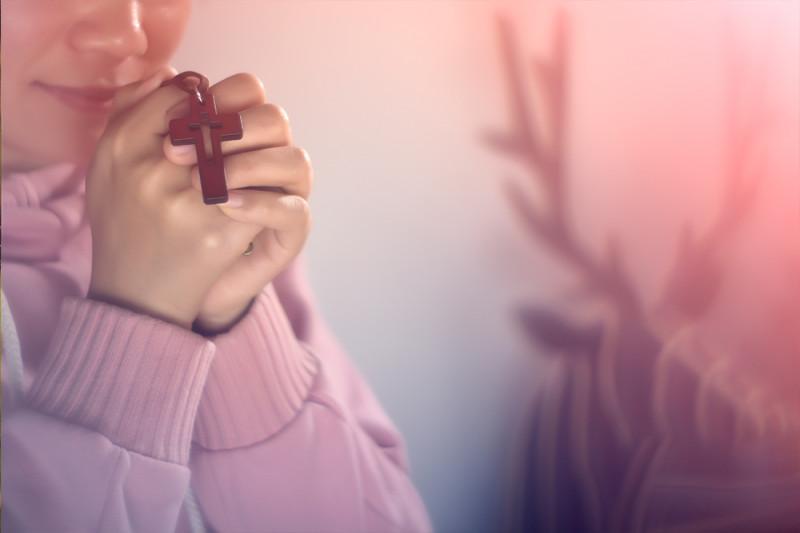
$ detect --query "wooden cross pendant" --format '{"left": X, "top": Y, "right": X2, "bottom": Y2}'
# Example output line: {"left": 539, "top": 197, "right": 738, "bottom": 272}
{"left": 164, "top": 72, "right": 243, "bottom": 205}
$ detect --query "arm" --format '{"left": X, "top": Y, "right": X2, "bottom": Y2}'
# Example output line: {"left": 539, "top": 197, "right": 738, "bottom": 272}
{"left": 190, "top": 255, "right": 433, "bottom": 533}
{"left": 2, "top": 296, "right": 215, "bottom": 533}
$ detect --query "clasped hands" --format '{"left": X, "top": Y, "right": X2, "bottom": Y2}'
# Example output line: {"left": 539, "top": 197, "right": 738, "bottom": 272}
{"left": 165, "top": 71, "right": 314, "bottom": 334}
{"left": 86, "top": 68, "right": 312, "bottom": 335}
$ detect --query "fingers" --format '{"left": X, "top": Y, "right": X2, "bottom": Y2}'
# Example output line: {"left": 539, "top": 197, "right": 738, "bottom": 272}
{"left": 122, "top": 72, "right": 269, "bottom": 157}
{"left": 109, "top": 65, "right": 178, "bottom": 121}
{"left": 162, "top": 72, "right": 269, "bottom": 132}
{"left": 217, "top": 189, "right": 311, "bottom": 253}
{"left": 186, "top": 145, "right": 313, "bottom": 199}
{"left": 163, "top": 102, "right": 292, "bottom": 163}
{"left": 198, "top": 72, "right": 268, "bottom": 116}
{"left": 208, "top": 72, "right": 268, "bottom": 112}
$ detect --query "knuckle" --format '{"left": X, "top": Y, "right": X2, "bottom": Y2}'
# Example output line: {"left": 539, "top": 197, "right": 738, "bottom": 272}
{"left": 200, "top": 229, "right": 226, "bottom": 251}
{"left": 157, "top": 206, "right": 178, "bottom": 231}
{"left": 135, "top": 173, "right": 162, "bottom": 205}
{"left": 244, "top": 103, "right": 289, "bottom": 142}
{"left": 160, "top": 194, "right": 185, "bottom": 224}
{"left": 293, "top": 146, "right": 312, "bottom": 171}
{"left": 108, "top": 127, "right": 134, "bottom": 161}
{"left": 237, "top": 72, "right": 267, "bottom": 103}
{"left": 260, "top": 103, "right": 291, "bottom": 141}
{"left": 160, "top": 188, "right": 199, "bottom": 227}
{"left": 291, "top": 146, "right": 314, "bottom": 195}
{"left": 136, "top": 162, "right": 177, "bottom": 205}
{"left": 273, "top": 103, "right": 290, "bottom": 124}
{"left": 285, "top": 195, "right": 310, "bottom": 218}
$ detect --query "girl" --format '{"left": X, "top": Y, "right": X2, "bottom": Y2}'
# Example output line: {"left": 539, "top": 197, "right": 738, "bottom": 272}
{"left": 1, "top": 1, "right": 433, "bottom": 532}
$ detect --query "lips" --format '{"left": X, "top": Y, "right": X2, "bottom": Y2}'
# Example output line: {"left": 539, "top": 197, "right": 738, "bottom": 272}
{"left": 34, "top": 82, "right": 120, "bottom": 113}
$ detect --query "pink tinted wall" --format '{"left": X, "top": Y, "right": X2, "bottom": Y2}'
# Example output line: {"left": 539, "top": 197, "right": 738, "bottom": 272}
{"left": 173, "top": 1, "right": 799, "bottom": 530}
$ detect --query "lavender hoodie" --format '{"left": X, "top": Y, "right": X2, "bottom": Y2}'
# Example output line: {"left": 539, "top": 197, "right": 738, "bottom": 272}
{"left": 1, "top": 162, "right": 433, "bottom": 533}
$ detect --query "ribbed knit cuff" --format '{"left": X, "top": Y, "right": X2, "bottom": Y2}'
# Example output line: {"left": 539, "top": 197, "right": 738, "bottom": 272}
{"left": 193, "top": 282, "right": 319, "bottom": 450}
{"left": 27, "top": 296, "right": 216, "bottom": 464}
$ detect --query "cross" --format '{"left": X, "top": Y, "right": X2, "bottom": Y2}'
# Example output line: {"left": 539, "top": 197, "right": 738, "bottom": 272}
{"left": 167, "top": 89, "right": 243, "bottom": 204}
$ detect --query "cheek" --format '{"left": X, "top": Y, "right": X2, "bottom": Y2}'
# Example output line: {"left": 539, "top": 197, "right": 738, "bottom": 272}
{"left": 141, "top": 2, "right": 192, "bottom": 65}
{"left": 1, "top": 0, "right": 79, "bottom": 162}
{"left": 1, "top": 0, "right": 66, "bottom": 85}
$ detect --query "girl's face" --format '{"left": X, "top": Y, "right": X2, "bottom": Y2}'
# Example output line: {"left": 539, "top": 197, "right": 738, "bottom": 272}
{"left": 1, "top": 0, "right": 192, "bottom": 172}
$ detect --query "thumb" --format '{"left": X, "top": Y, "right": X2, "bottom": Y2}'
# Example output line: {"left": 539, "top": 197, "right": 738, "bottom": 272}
{"left": 109, "top": 65, "right": 179, "bottom": 122}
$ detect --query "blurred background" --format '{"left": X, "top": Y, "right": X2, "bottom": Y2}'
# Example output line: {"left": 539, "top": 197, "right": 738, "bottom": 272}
{"left": 174, "top": 1, "right": 799, "bottom": 531}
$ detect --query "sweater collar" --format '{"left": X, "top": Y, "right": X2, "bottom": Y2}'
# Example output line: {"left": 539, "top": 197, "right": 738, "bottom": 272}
{"left": 1, "top": 162, "right": 88, "bottom": 262}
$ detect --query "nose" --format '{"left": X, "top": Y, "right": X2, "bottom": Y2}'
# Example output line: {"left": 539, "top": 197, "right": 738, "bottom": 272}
{"left": 68, "top": 1, "right": 148, "bottom": 60}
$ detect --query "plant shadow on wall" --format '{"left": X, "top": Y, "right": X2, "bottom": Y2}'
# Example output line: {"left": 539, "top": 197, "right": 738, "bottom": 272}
{"left": 484, "top": 10, "right": 800, "bottom": 533}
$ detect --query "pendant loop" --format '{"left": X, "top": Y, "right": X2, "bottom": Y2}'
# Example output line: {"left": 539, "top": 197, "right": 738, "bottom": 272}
{"left": 161, "top": 71, "right": 209, "bottom": 104}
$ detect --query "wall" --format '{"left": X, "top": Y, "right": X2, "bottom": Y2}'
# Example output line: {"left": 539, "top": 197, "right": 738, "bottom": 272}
{"left": 173, "top": 2, "right": 799, "bottom": 531}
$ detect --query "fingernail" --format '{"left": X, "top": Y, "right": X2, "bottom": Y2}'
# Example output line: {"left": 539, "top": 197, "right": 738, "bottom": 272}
{"left": 172, "top": 144, "right": 195, "bottom": 157}
{"left": 226, "top": 191, "right": 245, "bottom": 207}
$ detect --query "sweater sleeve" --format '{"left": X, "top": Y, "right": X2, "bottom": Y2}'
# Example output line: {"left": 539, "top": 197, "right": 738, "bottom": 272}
{"left": 2, "top": 296, "right": 215, "bottom": 533}
{"left": 189, "top": 255, "right": 433, "bottom": 533}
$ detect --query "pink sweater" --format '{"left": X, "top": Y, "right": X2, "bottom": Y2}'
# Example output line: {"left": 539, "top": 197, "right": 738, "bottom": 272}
{"left": 1, "top": 162, "right": 433, "bottom": 533}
